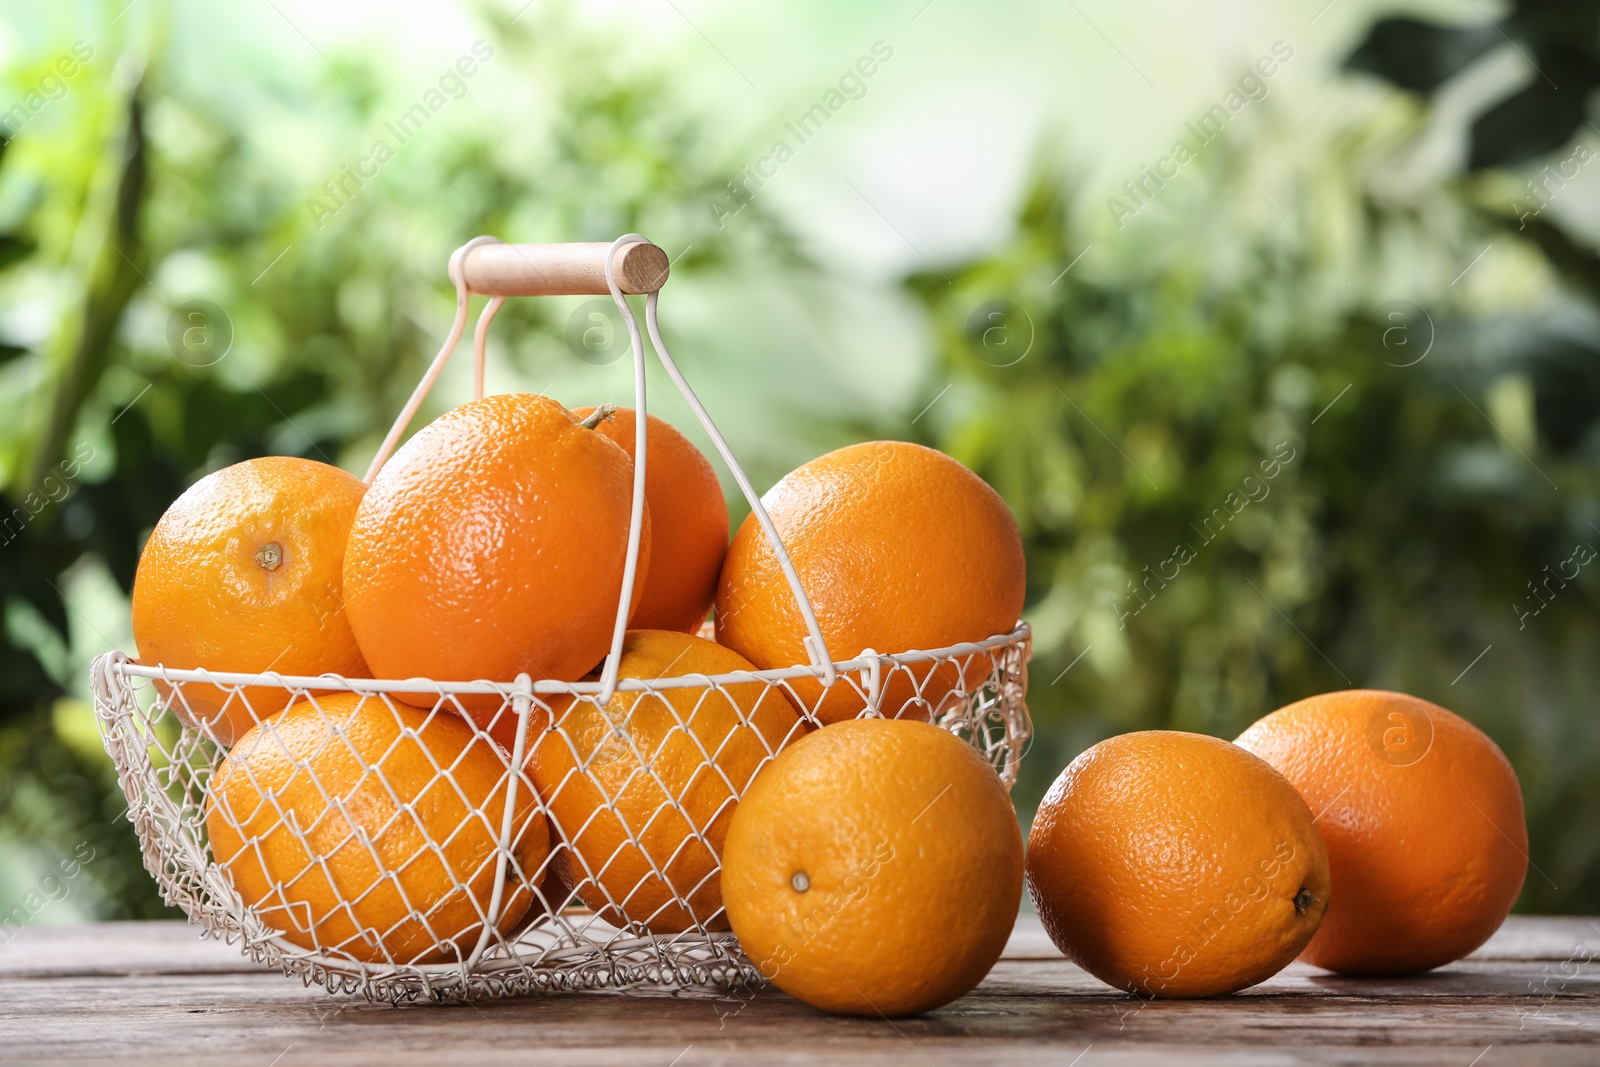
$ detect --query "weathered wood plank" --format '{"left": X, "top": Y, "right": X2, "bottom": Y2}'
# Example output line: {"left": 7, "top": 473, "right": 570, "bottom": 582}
{"left": 0, "top": 920, "right": 255, "bottom": 978}
{"left": 3, "top": 956, "right": 1597, "bottom": 1067}
{"left": 996, "top": 912, "right": 1600, "bottom": 963}
{"left": 6, "top": 914, "right": 1596, "bottom": 977}
{"left": 1, "top": 917, "right": 1596, "bottom": 1066}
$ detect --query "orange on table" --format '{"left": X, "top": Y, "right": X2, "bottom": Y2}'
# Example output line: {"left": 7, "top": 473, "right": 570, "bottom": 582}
{"left": 206, "top": 692, "right": 548, "bottom": 964}
{"left": 573, "top": 406, "right": 728, "bottom": 634}
{"left": 524, "top": 629, "right": 800, "bottom": 933}
{"left": 1025, "top": 731, "right": 1330, "bottom": 998}
{"left": 721, "top": 718, "right": 1023, "bottom": 1017}
{"left": 131, "top": 456, "right": 369, "bottom": 747}
{"left": 342, "top": 394, "right": 650, "bottom": 719}
{"left": 1235, "top": 689, "right": 1528, "bottom": 975}
{"left": 715, "top": 441, "right": 1024, "bottom": 724}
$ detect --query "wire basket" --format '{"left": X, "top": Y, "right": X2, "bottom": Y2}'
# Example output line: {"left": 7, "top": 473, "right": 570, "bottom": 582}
{"left": 90, "top": 235, "right": 1034, "bottom": 1003}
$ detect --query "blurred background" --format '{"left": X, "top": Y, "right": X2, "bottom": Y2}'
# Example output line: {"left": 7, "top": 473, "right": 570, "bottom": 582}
{"left": 3, "top": 0, "right": 1599, "bottom": 923}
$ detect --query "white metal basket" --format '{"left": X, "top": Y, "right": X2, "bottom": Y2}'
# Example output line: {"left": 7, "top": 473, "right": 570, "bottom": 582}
{"left": 90, "top": 235, "right": 1033, "bottom": 1002}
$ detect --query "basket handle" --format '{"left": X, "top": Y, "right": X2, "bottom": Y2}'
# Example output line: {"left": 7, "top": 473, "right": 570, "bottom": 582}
{"left": 460, "top": 241, "right": 670, "bottom": 297}
{"left": 363, "top": 239, "right": 669, "bottom": 481}
{"left": 364, "top": 235, "right": 838, "bottom": 702}
{"left": 638, "top": 285, "right": 839, "bottom": 693}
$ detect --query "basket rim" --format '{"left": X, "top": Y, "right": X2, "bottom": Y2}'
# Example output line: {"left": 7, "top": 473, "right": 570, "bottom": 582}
{"left": 97, "top": 621, "right": 1031, "bottom": 697}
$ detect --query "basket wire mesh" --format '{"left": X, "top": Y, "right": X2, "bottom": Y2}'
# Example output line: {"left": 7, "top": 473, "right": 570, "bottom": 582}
{"left": 90, "top": 234, "right": 1034, "bottom": 1002}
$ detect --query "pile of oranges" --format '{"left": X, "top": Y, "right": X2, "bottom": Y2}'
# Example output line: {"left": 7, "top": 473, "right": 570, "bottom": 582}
{"left": 131, "top": 392, "right": 1028, "bottom": 980}
{"left": 1025, "top": 690, "right": 1528, "bottom": 999}
{"left": 131, "top": 390, "right": 1530, "bottom": 1018}
{"left": 719, "top": 686, "right": 1525, "bottom": 1015}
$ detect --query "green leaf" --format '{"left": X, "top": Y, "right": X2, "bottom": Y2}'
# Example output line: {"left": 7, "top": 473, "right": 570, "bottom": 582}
{"left": 1468, "top": 65, "right": 1597, "bottom": 169}
{"left": 0, "top": 234, "right": 34, "bottom": 272}
{"left": 1520, "top": 332, "right": 1600, "bottom": 452}
{"left": 1345, "top": 17, "right": 1500, "bottom": 94}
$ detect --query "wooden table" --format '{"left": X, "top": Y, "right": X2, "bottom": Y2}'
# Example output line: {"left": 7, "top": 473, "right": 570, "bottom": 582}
{"left": 4, "top": 916, "right": 1597, "bottom": 1065}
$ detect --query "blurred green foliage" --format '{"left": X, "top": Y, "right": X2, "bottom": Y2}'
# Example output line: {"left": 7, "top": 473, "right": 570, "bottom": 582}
{"left": 908, "top": 103, "right": 1600, "bottom": 911}
{"left": 3, "top": 2, "right": 1600, "bottom": 925}
{"left": 1347, "top": 0, "right": 1600, "bottom": 170}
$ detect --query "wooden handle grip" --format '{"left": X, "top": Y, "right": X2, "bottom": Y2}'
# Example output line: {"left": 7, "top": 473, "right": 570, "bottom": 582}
{"left": 459, "top": 241, "right": 669, "bottom": 296}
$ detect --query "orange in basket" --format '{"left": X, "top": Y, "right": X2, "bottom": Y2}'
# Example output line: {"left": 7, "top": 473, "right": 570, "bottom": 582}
{"left": 573, "top": 406, "right": 729, "bottom": 635}
{"left": 716, "top": 441, "right": 1025, "bottom": 724}
{"left": 207, "top": 691, "right": 548, "bottom": 964}
{"left": 342, "top": 393, "right": 650, "bottom": 716}
{"left": 131, "top": 456, "right": 369, "bottom": 747}
{"left": 525, "top": 629, "right": 802, "bottom": 933}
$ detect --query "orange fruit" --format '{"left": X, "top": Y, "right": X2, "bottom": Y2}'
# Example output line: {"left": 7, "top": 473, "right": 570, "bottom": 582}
{"left": 722, "top": 718, "right": 1023, "bottom": 1016}
{"left": 573, "top": 406, "right": 728, "bottom": 634}
{"left": 343, "top": 394, "right": 650, "bottom": 717}
{"left": 206, "top": 692, "right": 548, "bottom": 964}
{"left": 1235, "top": 689, "right": 1528, "bottom": 975}
{"left": 525, "top": 629, "right": 801, "bottom": 933}
{"left": 537, "top": 848, "right": 584, "bottom": 913}
{"left": 131, "top": 456, "right": 369, "bottom": 747}
{"left": 1025, "top": 731, "right": 1330, "bottom": 998}
{"left": 716, "top": 441, "right": 1024, "bottom": 724}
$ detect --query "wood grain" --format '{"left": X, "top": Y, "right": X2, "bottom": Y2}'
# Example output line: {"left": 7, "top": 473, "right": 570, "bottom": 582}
{"left": 2, "top": 916, "right": 1596, "bottom": 1066}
